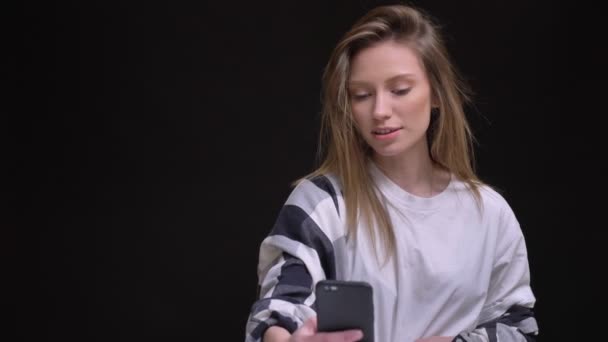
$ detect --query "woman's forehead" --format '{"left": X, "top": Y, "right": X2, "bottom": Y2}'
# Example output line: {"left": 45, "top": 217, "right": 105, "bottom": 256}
{"left": 349, "top": 41, "right": 426, "bottom": 84}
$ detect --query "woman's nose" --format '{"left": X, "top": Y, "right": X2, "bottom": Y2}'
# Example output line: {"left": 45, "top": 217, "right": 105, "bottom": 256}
{"left": 372, "top": 93, "right": 391, "bottom": 120}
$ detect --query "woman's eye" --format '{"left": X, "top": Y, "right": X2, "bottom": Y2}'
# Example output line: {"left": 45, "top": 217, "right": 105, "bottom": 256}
{"left": 393, "top": 88, "right": 411, "bottom": 96}
{"left": 352, "top": 93, "right": 370, "bottom": 101}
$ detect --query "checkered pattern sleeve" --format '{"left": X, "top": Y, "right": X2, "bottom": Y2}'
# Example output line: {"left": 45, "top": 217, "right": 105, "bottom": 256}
{"left": 244, "top": 176, "right": 342, "bottom": 342}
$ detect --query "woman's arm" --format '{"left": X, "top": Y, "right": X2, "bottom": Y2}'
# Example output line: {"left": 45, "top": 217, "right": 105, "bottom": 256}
{"left": 452, "top": 202, "right": 539, "bottom": 342}
{"left": 245, "top": 176, "right": 344, "bottom": 342}
{"left": 453, "top": 305, "right": 537, "bottom": 342}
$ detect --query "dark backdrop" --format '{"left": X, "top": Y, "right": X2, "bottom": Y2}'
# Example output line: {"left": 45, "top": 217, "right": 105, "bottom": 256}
{"left": 14, "top": 0, "right": 603, "bottom": 341}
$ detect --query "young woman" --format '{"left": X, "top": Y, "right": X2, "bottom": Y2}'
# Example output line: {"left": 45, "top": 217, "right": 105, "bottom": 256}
{"left": 245, "top": 4, "right": 538, "bottom": 342}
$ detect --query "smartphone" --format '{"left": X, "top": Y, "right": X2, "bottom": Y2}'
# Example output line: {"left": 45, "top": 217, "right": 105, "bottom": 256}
{"left": 314, "top": 280, "right": 374, "bottom": 342}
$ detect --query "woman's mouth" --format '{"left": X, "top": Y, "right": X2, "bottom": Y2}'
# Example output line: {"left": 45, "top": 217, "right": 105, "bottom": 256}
{"left": 372, "top": 127, "right": 402, "bottom": 135}
{"left": 372, "top": 127, "right": 402, "bottom": 140}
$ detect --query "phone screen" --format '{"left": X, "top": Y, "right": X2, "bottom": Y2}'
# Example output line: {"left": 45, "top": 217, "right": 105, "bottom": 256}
{"left": 314, "top": 280, "right": 374, "bottom": 342}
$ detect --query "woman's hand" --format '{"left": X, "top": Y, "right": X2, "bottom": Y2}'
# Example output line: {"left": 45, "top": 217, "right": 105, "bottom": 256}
{"left": 289, "top": 316, "right": 363, "bottom": 342}
{"left": 415, "top": 336, "right": 454, "bottom": 342}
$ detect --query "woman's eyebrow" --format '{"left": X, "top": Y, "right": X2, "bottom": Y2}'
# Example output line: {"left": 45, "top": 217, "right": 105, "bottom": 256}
{"left": 348, "top": 73, "right": 416, "bottom": 85}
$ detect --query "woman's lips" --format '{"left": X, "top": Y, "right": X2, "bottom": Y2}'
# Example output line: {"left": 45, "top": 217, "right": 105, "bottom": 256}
{"left": 372, "top": 127, "right": 402, "bottom": 140}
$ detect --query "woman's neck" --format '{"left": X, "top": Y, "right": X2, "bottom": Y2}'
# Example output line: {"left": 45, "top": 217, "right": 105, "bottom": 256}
{"left": 372, "top": 147, "right": 440, "bottom": 198}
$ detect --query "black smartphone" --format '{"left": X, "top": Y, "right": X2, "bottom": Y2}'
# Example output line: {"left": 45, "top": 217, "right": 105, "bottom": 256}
{"left": 314, "top": 280, "right": 374, "bottom": 342}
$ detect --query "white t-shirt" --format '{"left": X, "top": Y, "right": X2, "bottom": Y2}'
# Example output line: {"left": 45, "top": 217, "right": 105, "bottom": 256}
{"left": 245, "top": 163, "right": 537, "bottom": 342}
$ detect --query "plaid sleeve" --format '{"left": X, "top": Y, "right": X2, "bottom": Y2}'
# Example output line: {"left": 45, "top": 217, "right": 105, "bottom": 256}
{"left": 453, "top": 305, "right": 538, "bottom": 342}
{"left": 244, "top": 176, "right": 342, "bottom": 342}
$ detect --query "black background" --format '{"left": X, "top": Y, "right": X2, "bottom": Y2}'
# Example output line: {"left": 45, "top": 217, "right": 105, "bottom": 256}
{"left": 13, "top": 0, "right": 604, "bottom": 341}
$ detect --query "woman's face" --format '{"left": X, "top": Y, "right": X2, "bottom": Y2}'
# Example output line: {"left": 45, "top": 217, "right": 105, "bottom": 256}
{"left": 348, "top": 39, "right": 434, "bottom": 160}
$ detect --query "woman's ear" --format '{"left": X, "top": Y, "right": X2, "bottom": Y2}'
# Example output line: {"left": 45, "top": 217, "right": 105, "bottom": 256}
{"left": 431, "top": 93, "right": 439, "bottom": 108}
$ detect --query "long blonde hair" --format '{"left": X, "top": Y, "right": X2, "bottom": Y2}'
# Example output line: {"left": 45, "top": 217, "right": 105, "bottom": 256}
{"left": 299, "top": 4, "right": 483, "bottom": 262}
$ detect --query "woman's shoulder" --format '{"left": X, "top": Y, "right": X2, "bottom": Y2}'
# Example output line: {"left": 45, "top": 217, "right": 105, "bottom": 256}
{"left": 305, "top": 172, "right": 343, "bottom": 195}
{"left": 285, "top": 172, "right": 343, "bottom": 214}
{"left": 292, "top": 171, "right": 342, "bottom": 194}
{"left": 478, "top": 183, "right": 510, "bottom": 207}
{"left": 450, "top": 176, "right": 513, "bottom": 213}
{"left": 474, "top": 182, "right": 526, "bottom": 240}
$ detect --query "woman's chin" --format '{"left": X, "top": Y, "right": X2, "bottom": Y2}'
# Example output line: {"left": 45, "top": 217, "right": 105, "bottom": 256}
{"left": 371, "top": 146, "right": 404, "bottom": 158}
